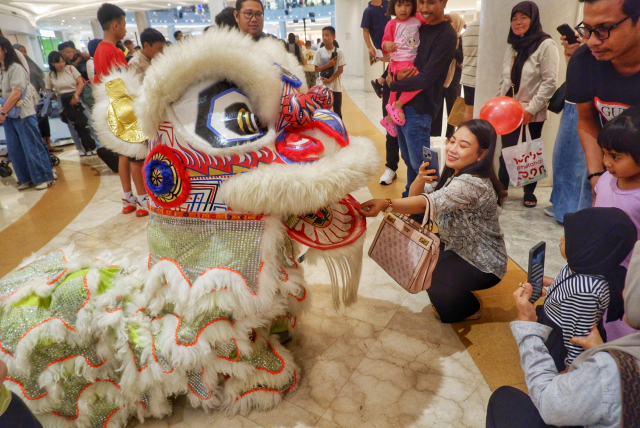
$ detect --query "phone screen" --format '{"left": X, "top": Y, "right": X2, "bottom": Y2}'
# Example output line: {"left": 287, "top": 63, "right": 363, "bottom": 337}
{"left": 528, "top": 242, "right": 546, "bottom": 303}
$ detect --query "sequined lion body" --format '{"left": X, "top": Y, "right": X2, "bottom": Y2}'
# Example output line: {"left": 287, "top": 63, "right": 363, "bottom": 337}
{"left": 0, "top": 29, "right": 379, "bottom": 427}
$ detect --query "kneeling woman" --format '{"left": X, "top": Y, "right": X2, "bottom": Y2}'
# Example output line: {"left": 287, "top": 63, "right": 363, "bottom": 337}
{"left": 360, "top": 119, "right": 507, "bottom": 323}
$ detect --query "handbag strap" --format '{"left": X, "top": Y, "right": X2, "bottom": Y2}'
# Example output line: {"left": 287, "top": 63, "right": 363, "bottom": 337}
{"left": 420, "top": 193, "right": 436, "bottom": 231}
{"left": 517, "top": 124, "right": 532, "bottom": 145}
{"left": 602, "top": 350, "right": 640, "bottom": 427}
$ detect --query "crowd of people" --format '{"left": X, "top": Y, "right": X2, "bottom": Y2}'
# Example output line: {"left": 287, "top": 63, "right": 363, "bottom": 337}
{"left": 359, "top": 0, "right": 640, "bottom": 426}
{"left": 1, "top": 0, "right": 639, "bottom": 426}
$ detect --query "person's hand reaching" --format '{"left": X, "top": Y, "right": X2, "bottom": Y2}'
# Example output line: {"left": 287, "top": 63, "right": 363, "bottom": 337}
{"left": 570, "top": 325, "right": 604, "bottom": 351}
{"left": 357, "top": 199, "right": 388, "bottom": 218}
{"left": 560, "top": 35, "right": 581, "bottom": 59}
{"left": 513, "top": 283, "right": 539, "bottom": 322}
{"left": 395, "top": 67, "right": 417, "bottom": 81}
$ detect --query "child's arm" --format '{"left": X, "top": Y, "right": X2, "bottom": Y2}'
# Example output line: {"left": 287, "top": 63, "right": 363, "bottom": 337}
{"left": 559, "top": 292, "right": 602, "bottom": 366}
{"left": 381, "top": 20, "right": 397, "bottom": 55}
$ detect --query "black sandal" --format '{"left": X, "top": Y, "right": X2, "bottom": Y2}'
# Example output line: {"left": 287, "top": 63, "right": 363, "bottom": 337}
{"left": 371, "top": 80, "right": 383, "bottom": 98}
{"left": 523, "top": 193, "right": 537, "bottom": 208}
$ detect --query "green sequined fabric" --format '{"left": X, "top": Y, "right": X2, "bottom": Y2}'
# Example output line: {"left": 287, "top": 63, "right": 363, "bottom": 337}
{"left": 147, "top": 214, "right": 264, "bottom": 291}
{"left": 0, "top": 250, "right": 67, "bottom": 302}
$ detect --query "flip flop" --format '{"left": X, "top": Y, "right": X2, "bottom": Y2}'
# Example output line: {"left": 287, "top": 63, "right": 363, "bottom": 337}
{"left": 386, "top": 103, "right": 406, "bottom": 126}
{"left": 380, "top": 118, "right": 397, "bottom": 137}
{"left": 523, "top": 193, "right": 537, "bottom": 208}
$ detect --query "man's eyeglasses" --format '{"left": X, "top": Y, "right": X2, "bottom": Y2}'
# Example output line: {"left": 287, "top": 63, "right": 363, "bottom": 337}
{"left": 240, "top": 11, "right": 264, "bottom": 20}
{"left": 575, "top": 15, "right": 635, "bottom": 40}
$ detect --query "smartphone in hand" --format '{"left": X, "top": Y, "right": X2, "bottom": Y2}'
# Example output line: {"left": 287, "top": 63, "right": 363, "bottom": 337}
{"left": 557, "top": 24, "right": 580, "bottom": 45}
{"left": 422, "top": 146, "right": 440, "bottom": 181}
{"left": 528, "top": 242, "right": 546, "bottom": 303}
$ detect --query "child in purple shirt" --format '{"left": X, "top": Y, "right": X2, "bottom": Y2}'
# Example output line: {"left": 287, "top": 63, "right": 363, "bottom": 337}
{"left": 595, "top": 106, "right": 640, "bottom": 340}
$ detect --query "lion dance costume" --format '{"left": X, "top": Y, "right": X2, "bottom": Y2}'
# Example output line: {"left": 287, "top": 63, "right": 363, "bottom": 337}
{"left": 0, "top": 29, "right": 379, "bottom": 427}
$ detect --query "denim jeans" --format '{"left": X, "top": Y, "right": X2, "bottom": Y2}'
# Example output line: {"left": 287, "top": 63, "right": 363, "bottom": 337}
{"left": 549, "top": 102, "right": 592, "bottom": 223}
{"left": 5, "top": 115, "right": 54, "bottom": 185}
{"left": 397, "top": 106, "right": 432, "bottom": 197}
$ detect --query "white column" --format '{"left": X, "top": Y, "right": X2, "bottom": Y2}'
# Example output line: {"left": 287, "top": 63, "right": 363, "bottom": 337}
{"left": 27, "top": 36, "right": 45, "bottom": 69}
{"left": 168, "top": 25, "right": 176, "bottom": 41}
{"left": 208, "top": 0, "right": 226, "bottom": 21}
{"left": 333, "top": 0, "right": 365, "bottom": 78}
{"left": 90, "top": 19, "right": 103, "bottom": 39}
{"left": 474, "top": 0, "right": 583, "bottom": 186}
{"left": 279, "top": 21, "right": 286, "bottom": 40}
{"left": 135, "top": 11, "right": 151, "bottom": 35}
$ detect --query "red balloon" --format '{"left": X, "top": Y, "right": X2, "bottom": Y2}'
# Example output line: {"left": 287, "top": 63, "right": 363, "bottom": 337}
{"left": 479, "top": 96, "right": 524, "bottom": 136}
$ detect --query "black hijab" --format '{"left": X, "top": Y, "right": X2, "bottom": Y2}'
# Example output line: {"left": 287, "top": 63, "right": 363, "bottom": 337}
{"left": 564, "top": 207, "right": 637, "bottom": 322}
{"left": 507, "top": 1, "right": 551, "bottom": 94}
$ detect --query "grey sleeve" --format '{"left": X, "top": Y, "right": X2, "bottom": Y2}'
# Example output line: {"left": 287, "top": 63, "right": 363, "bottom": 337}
{"left": 511, "top": 321, "right": 616, "bottom": 426}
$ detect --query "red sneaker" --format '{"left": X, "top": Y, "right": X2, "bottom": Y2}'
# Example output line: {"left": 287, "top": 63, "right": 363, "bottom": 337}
{"left": 122, "top": 198, "right": 136, "bottom": 214}
{"left": 135, "top": 197, "right": 149, "bottom": 217}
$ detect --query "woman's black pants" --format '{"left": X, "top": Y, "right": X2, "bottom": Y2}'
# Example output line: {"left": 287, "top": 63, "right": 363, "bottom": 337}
{"left": 61, "top": 96, "right": 96, "bottom": 152}
{"left": 498, "top": 121, "right": 544, "bottom": 195}
{"left": 486, "top": 386, "right": 554, "bottom": 428}
{"left": 427, "top": 249, "right": 501, "bottom": 323}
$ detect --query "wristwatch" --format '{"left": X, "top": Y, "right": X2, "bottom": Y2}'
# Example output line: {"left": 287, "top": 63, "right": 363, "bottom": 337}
{"left": 384, "top": 198, "right": 394, "bottom": 213}
{"left": 0, "top": 111, "right": 7, "bottom": 117}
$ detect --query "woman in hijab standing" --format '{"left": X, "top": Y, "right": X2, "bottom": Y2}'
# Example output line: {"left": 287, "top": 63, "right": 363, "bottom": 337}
{"left": 537, "top": 207, "right": 637, "bottom": 371}
{"left": 497, "top": 1, "right": 558, "bottom": 207}
{"left": 431, "top": 13, "right": 465, "bottom": 138}
{"left": 485, "top": 240, "right": 640, "bottom": 428}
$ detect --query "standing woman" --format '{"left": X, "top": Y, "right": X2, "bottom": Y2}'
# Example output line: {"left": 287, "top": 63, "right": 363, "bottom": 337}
{"left": 45, "top": 51, "right": 97, "bottom": 156}
{"left": 497, "top": 1, "right": 558, "bottom": 207}
{"left": 359, "top": 120, "right": 508, "bottom": 323}
{"left": 432, "top": 13, "right": 465, "bottom": 139}
{"left": 0, "top": 38, "right": 55, "bottom": 190}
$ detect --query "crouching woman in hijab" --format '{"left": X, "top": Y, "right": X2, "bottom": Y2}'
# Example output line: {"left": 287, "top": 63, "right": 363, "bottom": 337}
{"left": 486, "top": 241, "right": 640, "bottom": 428}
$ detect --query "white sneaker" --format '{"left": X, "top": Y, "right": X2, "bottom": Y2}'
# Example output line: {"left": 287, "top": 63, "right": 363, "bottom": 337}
{"left": 17, "top": 182, "right": 32, "bottom": 190}
{"left": 86, "top": 150, "right": 97, "bottom": 156}
{"left": 35, "top": 180, "right": 56, "bottom": 190}
{"left": 379, "top": 167, "right": 397, "bottom": 185}
{"left": 79, "top": 151, "right": 87, "bottom": 156}
{"left": 52, "top": 169, "right": 58, "bottom": 180}
{"left": 544, "top": 206, "right": 554, "bottom": 217}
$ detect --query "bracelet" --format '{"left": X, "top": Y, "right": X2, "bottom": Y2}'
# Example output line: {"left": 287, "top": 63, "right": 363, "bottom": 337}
{"left": 587, "top": 171, "right": 606, "bottom": 180}
{"left": 384, "top": 198, "right": 394, "bottom": 213}
{"left": 0, "top": 111, "right": 6, "bottom": 117}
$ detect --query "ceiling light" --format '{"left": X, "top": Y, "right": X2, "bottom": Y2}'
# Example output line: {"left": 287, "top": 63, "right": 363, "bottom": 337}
{"left": 72, "top": 17, "right": 75, "bottom": 19}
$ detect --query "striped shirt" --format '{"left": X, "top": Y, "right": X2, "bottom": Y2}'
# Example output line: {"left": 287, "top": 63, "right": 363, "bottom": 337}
{"left": 460, "top": 19, "right": 479, "bottom": 88}
{"left": 543, "top": 265, "right": 610, "bottom": 366}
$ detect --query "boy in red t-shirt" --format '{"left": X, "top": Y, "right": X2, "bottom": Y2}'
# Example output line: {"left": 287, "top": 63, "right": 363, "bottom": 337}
{"left": 94, "top": 3, "right": 149, "bottom": 217}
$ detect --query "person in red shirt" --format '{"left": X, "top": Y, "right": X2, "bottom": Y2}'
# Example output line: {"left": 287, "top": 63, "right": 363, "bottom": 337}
{"left": 94, "top": 3, "right": 149, "bottom": 217}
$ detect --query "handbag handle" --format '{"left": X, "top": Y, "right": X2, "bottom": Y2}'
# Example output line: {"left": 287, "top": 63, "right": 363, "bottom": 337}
{"left": 517, "top": 124, "right": 532, "bottom": 145}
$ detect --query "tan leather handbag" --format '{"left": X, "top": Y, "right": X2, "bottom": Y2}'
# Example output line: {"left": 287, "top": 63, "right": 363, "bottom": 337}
{"left": 368, "top": 196, "right": 440, "bottom": 293}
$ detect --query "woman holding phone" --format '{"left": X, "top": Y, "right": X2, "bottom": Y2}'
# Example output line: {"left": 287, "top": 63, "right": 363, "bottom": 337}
{"left": 45, "top": 51, "right": 97, "bottom": 156}
{"left": 359, "top": 119, "right": 507, "bottom": 323}
{"left": 497, "top": 1, "right": 558, "bottom": 207}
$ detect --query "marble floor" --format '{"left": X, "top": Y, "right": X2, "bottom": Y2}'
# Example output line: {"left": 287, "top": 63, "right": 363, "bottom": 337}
{"left": 0, "top": 76, "right": 570, "bottom": 428}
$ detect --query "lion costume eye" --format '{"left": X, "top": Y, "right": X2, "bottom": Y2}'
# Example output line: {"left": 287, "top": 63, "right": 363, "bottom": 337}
{"left": 171, "top": 80, "right": 266, "bottom": 149}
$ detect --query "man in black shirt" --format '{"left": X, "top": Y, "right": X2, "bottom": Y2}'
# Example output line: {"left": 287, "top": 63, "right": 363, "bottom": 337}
{"left": 390, "top": 0, "right": 457, "bottom": 196}
{"left": 565, "top": 0, "right": 640, "bottom": 191}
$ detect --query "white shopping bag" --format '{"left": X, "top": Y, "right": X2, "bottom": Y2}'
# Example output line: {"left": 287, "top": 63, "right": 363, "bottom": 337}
{"left": 502, "top": 125, "right": 548, "bottom": 187}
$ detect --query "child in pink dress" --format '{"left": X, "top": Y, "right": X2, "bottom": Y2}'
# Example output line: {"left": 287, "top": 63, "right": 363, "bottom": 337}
{"left": 380, "top": 0, "right": 426, "bottom": 137}
{"left": 595, "top": 106, "right": 640, "bottom": 341}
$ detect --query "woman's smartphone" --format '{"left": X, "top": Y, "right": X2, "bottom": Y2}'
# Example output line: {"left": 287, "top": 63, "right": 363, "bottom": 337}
{"left": 422, "top": 146, "right": 440, "bottom": 181}
{"left": 557, "top": 24, "right": 580, "bottom": 45}
{"left": 527, "top": 242, "right": 546, "bottom": 303}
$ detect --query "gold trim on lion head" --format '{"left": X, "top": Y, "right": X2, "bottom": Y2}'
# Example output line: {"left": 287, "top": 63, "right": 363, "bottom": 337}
{"left": 106, "top": 78, "right": 146, "bottom": 144}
